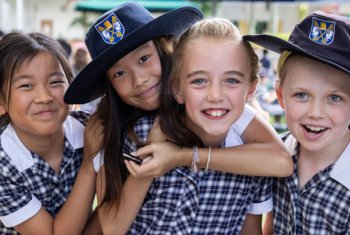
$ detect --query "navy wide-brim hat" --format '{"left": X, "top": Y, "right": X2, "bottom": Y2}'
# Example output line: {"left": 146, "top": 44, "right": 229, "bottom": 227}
{"left": 244, "top": 11, "right": 350, "bottom": 75}
{"left": 64, "top": 1, "right": 203, "bottom": 104}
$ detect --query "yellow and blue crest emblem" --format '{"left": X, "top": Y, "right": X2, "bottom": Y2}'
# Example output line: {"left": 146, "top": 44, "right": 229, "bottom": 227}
{"left": 95, "top": 13, "right": 124, "bottom": 44}
{"left": 309, "top": 17, "right": 335, "bottom": 45}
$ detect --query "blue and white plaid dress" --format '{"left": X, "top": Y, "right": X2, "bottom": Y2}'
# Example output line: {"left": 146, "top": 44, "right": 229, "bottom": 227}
{"left": 0, "top": 111, "right": 89, "bottom": 235}
{"left": 128, "top": 105, "right": 273, "bottom": 234}
{"left": 272, "top": 133, "right": 350, "bottom": 234}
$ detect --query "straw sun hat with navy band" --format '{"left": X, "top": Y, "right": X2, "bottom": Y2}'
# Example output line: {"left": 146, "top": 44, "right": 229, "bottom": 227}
{"left": 64, "top": 1, "right": 204, "bottom": 104}
{"left": 243, "top": 11, "right": 350, "bottom": 76}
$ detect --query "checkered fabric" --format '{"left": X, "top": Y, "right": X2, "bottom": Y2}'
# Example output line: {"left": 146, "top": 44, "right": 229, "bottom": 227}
{"left": 123, "top": 116, "right": 155, "bottom": 153}
{"left": 127, "top": 109, "right": 272, "bottom": 234}
{"left": 128, "top": 168, "right": 271, "bottom": 234}
{"left": 272, "top": 133, "right": 350, "bottom": 234}
{"left": 0, "top": 111, "right": 89, "bottom": 235}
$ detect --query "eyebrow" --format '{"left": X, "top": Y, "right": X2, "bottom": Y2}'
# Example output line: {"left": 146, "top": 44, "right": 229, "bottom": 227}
{"left": 187, "top": 70, "right": 244, "bottom": 78}
{"left": 12, "top": 71, "right": 65, "bottom": 83}
{"left": 134, "top": 43, "right": 152, "bottom": 53}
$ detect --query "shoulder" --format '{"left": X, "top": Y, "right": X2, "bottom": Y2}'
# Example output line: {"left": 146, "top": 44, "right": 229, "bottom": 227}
{"left": 232, "top": 104, "right": 257, "bottom": 134}
{"left": 64, "top": 111, "right": 90, "bottom": 149}
{"left": 133, "top": 116, "right": 156, "bottom": 137}
{"left": 69, "top": 110, "right": 90, "bottom": 126}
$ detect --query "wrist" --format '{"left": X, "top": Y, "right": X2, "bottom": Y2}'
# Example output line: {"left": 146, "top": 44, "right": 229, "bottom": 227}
{"left": 178, "top": 147, "right": 193, "bottom": 167}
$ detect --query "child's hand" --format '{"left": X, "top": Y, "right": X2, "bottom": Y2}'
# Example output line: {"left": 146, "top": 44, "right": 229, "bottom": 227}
{"left": 125, "top": 141, "right": 183, "bottom": 178}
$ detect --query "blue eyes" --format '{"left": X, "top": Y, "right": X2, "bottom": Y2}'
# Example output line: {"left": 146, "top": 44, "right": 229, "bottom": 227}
{"left": 329, "top": 95, "right": 341, "bottom": 102}
{"left": 294, "top": 92, "right": 342, "bottom": 102}
{"left": 226, "top": 79, "right": 238, "bottom": 84}
{"left": 190, "top": 78, "right": 239, "bottom": 85}
{"left": 294, "top": 92, "right": 308, "bottom": 100}
{"left": 191, "top": 79, "right": 206, "bottom": 85}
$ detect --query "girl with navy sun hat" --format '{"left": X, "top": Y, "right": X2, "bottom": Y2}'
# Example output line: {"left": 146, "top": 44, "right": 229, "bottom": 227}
{"left": 64, "top": 2, "right": 293, "bottom": 233}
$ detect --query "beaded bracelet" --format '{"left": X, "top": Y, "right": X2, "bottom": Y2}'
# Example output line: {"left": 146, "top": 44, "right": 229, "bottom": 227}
{"left": 191, "top": 146, "right": 199, "bottom": 172}
{"left": 205, "top": 147, "right": 212, "bottom": 171}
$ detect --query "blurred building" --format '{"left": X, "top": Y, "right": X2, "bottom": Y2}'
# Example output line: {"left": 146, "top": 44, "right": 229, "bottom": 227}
{"left": 0, "top": 0, "right": 349, "bottom": 41}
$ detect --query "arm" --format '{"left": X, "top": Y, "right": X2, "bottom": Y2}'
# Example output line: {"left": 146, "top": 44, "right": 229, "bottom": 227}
{"left": 240, "top": 214, "right": 262, "bottom": 235}
{"left": 127, "top": 114, "right": 292, "bottom": 177}
{"left": 262, "top": 211, "right": 273, "bottom": 235}
{"left": 81, "top": 209, "right": 103, "bottom": 235}
{"left": 96, "top": 166, "right": 153, "bottom": 235}
{"left": 14, "top": 141, "right": 97, "bottom": 235}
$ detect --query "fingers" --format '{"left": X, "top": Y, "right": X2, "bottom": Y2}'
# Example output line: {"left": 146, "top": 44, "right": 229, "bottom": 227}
{"left": 132, "top": 145, "right": 154, "bottom": 158}
{"left": 124, "top": 159, "right": 159, "bottom": 178}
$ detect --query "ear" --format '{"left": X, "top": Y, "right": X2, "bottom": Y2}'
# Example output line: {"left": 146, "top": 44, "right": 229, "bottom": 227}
{"left": 172, "top": 87, "right": 185, "bottom": 104}
{"left": 246, "top": 81, "right": 257, "bottom": 103}
{"left": 275, "top": 81, "right": 285, "bottom": 109}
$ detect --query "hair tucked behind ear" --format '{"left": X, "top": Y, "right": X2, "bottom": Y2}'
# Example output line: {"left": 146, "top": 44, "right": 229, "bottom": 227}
{"left": 159, "top": 18, "right": 260, "bottom": 147}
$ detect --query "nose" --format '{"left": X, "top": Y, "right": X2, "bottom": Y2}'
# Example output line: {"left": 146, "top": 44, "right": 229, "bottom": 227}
{"left": 34, "top": 86, "right": 54, "bottom": 104}
{"left": 307, "top": 99, "right": 325, "bottom": 119}
{"left": 132, "top": 70, "right": 150, "bottom": 88}
{"left": 207, "top": 83, "right": 223, "bottom": 103}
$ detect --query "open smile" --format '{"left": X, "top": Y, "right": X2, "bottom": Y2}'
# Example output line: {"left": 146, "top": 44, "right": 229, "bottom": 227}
{"left": 203, "top": 109, "right": 229, "bottom": 118}
{"left": 302, "top": 124, "right": 328, "bottom": 134}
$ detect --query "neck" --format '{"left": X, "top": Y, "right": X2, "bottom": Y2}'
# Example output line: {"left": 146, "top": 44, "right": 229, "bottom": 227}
{"left": 14, "top": 126, "right": 65, "bottom": 161}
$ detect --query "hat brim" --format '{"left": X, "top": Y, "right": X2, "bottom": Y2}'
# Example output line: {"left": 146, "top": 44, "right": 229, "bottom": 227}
{"left": 65, "top": 6, "right": 203, "bottom": 104}
{"left": 243, "top": 34, "right": 350, "bottom": 75}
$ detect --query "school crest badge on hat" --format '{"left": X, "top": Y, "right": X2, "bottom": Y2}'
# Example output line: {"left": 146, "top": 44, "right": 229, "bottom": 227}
{"left": 309, "top": 17, "right": 335, "bottom": 45}
{"left": 95, "top": 13, "right": 125, "bottom": 44}
{"left": 64, "top": 2, "right": 204, "bottom": 104}
{"left": 244, "top": 11, "right": 350, "bottom": 76}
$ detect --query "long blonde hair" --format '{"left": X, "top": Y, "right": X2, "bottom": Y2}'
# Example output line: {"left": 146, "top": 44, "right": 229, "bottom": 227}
{"left": 160, "top": 18, "right": 261, "bottom": 147}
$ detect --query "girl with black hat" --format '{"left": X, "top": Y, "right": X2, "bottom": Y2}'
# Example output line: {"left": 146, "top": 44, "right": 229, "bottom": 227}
{"left": 64, "top": 2, "right": 292, "bottom": 234}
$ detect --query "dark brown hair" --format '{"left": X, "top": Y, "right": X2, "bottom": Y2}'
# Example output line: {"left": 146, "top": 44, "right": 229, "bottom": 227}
{"left": 0, "top": 32, "right": 73, "bottom": 127}
{"left": 97, "top": 36, "right": 177, "bottom": 210}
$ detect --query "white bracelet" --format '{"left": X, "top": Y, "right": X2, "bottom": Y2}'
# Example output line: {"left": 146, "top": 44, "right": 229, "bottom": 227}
{"left": 205, "top": 147, "right": 211, "bottom": 171}
{"left": 191, "top": 146, "right": 199, "bottom": 172}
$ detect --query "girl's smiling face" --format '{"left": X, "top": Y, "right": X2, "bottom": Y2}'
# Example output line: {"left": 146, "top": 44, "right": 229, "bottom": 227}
{"left": 106, "top": 40, "right": 162, "bottom": 111}
{"left": 175, "top": 37, "right": 256, "bottom": 146}
{"left": 277, "top": 56, "right": 350, "bottom": 153}
{"left": 5, "top": 52, "right": 69, "bottom": 138}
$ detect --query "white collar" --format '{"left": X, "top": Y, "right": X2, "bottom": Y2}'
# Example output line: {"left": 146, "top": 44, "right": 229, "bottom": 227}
{"left": 1, "top": 115, "right": 84, "bottom": 171}
{"left": 330, "top": 143, "right": 350, "bottom": 190}
{"left": 284, "top": 134, "right": 350, "bottom": 190}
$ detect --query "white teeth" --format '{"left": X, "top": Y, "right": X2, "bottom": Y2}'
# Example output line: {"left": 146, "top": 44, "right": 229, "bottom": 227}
{"left": 206, "top": 110, "right": 226, "bottom": 117}
{"left": 305, "top": 125, "right": 326, "bottom": 132}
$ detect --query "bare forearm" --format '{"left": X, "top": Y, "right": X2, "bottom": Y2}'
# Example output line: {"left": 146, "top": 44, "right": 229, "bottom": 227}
{"left": 174, "top": 144, "right": 291, "bottom": 177}
{"left": 197, "top": 144, "right": 292, "bottom": 176}
{"left": 98, "top": 176, "right": 153, "bottom": 235}
{"left": 53, "top": 165, "right": 96, "bottom": 234}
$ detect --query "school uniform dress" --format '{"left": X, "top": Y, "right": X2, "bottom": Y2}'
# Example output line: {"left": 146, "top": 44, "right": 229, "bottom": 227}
{"left": 0, "top": 111, "right": 89, "bottom": 235}
{"left": 127, "top": 105, "right": 272, "bottom": 235}
{"left": 272, "top": 133, "right": 350, "bottom": 234}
